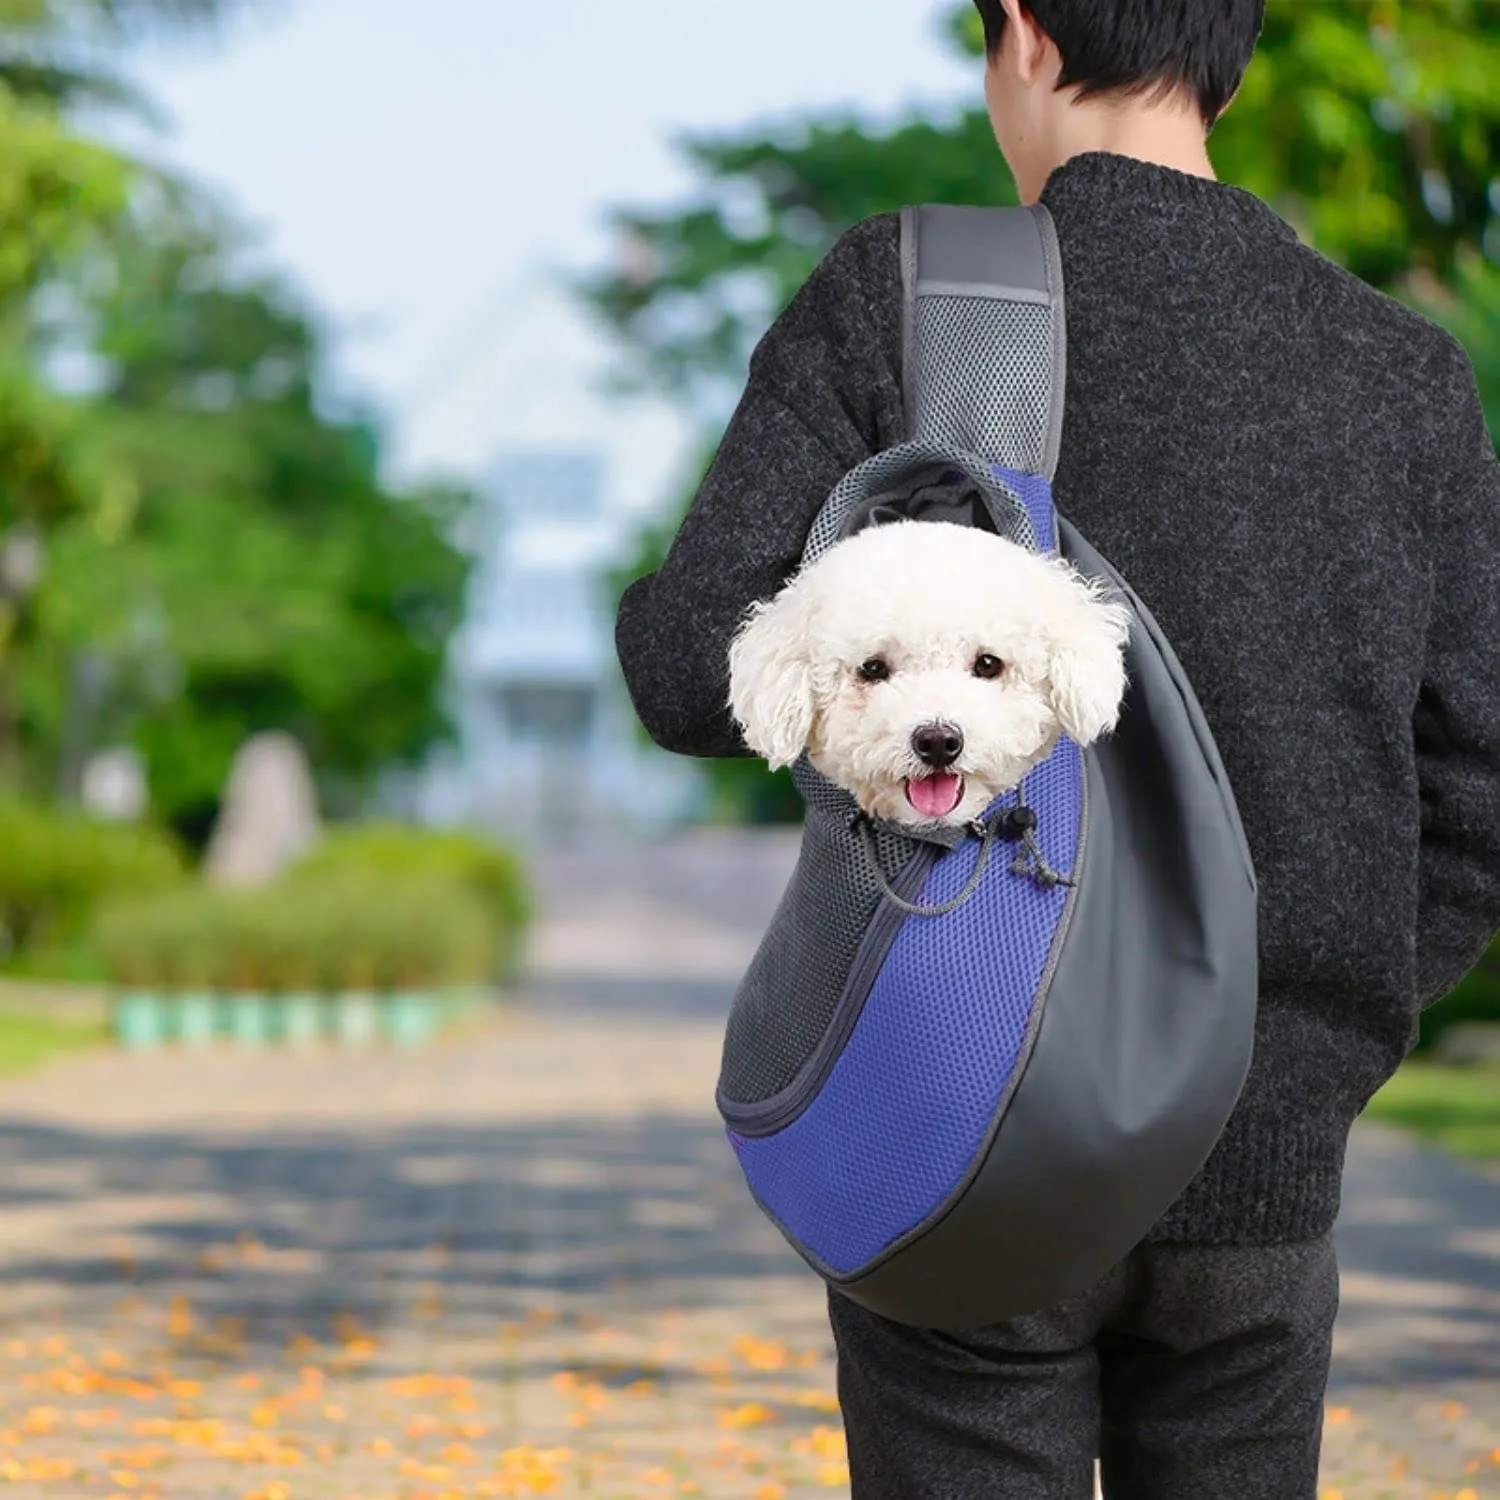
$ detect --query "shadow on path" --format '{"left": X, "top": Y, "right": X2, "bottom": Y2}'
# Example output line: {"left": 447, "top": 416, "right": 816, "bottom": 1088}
{"left": 1332, "top": 1123, "right": 1500, "bottom": 1389}
{"left": 0, "top": 1106, "right": 802, "bottom": 1366}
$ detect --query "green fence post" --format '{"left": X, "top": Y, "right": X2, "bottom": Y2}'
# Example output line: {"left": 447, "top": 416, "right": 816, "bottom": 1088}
{"left": 175, "top": 992, "right": 218, "bottom": 1050}
{"left": 333, "top": 992, "right": 380, "bottom": 1049}
{"left": 280, "top": 993, "right": 323, "bottom": 1050}
{"left": 384, "top": 992, "right": 435, "bottom": 1050}
{"left": 114, "top": 992, "right": 166, "bottom": 1051}
{"left": 226, "top": 992, "right": 270, "bottom": 1049}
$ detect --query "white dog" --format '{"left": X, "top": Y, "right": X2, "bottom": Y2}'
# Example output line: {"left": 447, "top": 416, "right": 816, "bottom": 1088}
{"left": 727, "top": 519, "right": 1133, "bottom": 829}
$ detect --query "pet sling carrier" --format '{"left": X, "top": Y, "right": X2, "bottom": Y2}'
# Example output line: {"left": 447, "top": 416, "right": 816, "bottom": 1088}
{"left": 715, "top": 203, "right": 1260, "bottom": 1332}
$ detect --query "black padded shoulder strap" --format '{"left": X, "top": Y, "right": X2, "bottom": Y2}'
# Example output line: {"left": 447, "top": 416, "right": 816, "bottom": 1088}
{"left": 899, "top": 203, "right": 1067, "bottom": 480}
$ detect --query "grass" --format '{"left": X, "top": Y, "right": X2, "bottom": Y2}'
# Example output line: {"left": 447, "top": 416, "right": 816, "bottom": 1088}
{"left": 0, "top": 1003, "right": 109, "bottom": 1080}
{"left": 1364, "top": 1059, "right": 1500, "bottom": 1162}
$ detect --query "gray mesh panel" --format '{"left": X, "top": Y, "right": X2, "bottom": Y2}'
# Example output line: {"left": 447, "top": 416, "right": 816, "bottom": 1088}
{"left": 718, "top": 755, "right": 920, "bottom": 1107}
{"left": 913, "top": 297, "right": 1056, "bottom": 472}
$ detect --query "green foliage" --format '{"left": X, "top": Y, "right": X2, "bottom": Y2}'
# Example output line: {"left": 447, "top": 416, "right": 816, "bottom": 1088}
{"left": 0, "top": 80, "right": 135, "bottom": 781}
{"left": 0, "top": 1002, "right": 107, "bottom": 1078}
{"left": 290, "top": 823, "right": 534, "bottom": 977}
{"left": 0, "top": 0, "right": 245, "bottom": 116}
{"left": 1213, "top": 1, "right": 1500, "bottom": 292}
{"left": 0, "top": 357, "right": 107, "bottom": 530}
{"left": 589, "top": 0, "right": 1500, "bottom": 823}
{"left": 0, "top": 796, "right": 183, "bottom": 956}
{"left": 94, "top": 872, "right": 497, "bottom": 995}
{"left": 1417, "top": 937, "right": 1500, "bottom": 1052}
{"left": 0, "top": 81, "right": 128, "bottom": 308}
{"left": 12, "top": 189, "right": 476, "bottom": 831}
{"left": 1365, "top": 1059, "right": 1500, "bottom": 1162}
{"left": 1421, "top": 250, "right": 1500, "bottom": 422}
{"left": 0, "top": 2, "right": 475, "bottom": 835}
{"left": 92, "top": 820, "right": 534, "bottom": 996}
{"left": 588, "top": 108, "right": 1012, "bottom": 420}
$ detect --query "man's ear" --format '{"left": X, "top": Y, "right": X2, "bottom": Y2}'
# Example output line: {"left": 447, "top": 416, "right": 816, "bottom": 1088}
{"left": 998, "top": 0, "right": 1050, "bottom": 81}
{"left": 727, "top": 583, "right": 816, "bottom": 771}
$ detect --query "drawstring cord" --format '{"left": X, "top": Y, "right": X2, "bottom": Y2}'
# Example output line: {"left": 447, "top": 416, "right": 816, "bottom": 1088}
{"left": 853, "top": 805, "right": 1002, "bottom": 918}
{"left": 851, "top": 777, "right": 1075, "bottom": 918}
{"left": 1006, "top": 803, "right": 1077, "bottom": 891}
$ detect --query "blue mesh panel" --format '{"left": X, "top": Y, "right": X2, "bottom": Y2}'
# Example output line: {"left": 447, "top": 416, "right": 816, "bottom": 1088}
{"left": 731, "top": 475, "right": 1087, "bottom": 1276}
{"left": 994, "top": 464, "right": 1058, "bottom": 553}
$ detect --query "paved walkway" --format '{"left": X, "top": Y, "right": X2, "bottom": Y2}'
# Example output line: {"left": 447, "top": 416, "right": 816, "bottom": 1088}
{"left": 0, "top": 829, "right": 1492, "bottom": 1498}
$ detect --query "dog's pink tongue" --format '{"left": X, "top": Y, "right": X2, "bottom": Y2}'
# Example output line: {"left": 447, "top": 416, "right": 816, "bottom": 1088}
{"left": 906, "top": 773, "right": 963, "bottom": 818}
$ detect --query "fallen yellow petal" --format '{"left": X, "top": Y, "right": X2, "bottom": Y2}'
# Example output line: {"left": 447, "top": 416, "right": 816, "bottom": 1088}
{"left": 731, "top": 1335, "right": 790, "bottom": 1372}
{"left": 794, "top": 1389, "right": 841, "bottom": 1413}
{"left": 718, "top": 1402, "right": 776, "bottom": 1429}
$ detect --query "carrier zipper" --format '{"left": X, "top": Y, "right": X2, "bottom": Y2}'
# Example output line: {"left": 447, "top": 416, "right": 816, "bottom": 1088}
{"left": 721, "top": 838, "right": 940, "bottom": 1139}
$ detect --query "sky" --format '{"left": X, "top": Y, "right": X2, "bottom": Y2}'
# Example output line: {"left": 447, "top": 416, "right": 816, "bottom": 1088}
{"left": 121, "top": 0, "right": 979, "bottom": 521}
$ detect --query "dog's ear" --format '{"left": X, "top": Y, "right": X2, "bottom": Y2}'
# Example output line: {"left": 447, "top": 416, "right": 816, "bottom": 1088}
{"left": 727, "top": 583, "right": 816, "bottom": 770}
{"left": 1043, "top": 571, "right": 1133, "bottom": 747}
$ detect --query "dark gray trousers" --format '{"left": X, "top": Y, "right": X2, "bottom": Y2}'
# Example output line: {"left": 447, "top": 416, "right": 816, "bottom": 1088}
{"left": 829, "top": 1232, "right": 1339, "bottom": 1500}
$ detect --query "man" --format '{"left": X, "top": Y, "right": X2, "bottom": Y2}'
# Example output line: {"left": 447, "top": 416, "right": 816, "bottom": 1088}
{"left": 614, "top": 1, "right": 1500, "bottom": 1494}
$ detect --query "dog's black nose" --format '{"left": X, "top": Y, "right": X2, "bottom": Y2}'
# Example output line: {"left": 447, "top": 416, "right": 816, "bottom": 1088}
{"left": 912, "top": 722, "right": 964, "bottom": 768}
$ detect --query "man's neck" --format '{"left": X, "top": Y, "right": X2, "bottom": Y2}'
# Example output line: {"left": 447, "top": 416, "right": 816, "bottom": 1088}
{"left": 1020, "top": 101, "right": 1216, "bottom": 203}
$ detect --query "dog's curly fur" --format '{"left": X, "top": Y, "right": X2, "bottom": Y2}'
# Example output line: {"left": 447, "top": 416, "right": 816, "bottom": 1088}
{"left": 727, "top": 520, "right": 1133, "bottom": 828}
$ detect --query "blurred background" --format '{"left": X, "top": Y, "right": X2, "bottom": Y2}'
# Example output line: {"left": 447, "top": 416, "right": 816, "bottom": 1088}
{"left": 0, "top": 3, "right": 1495, "bottom": 1495}
{"left": 0, "top": 0, "right": 1494, "bottom": 1033}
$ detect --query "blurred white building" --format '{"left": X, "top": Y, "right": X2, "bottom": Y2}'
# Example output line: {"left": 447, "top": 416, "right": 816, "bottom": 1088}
{"left": 382, "top": 272, "right": 709, "bottom": 846}
{"left": 405, "top": 447, "right": 706, "bottom": 847}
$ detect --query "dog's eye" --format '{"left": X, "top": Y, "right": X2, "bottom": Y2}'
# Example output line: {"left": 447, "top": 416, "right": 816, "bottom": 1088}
{"left": 858, "top": 657, "right": 891, "bottom": 683}
{"left": 973, "top": 653, "right": 1006, "bottom": 680}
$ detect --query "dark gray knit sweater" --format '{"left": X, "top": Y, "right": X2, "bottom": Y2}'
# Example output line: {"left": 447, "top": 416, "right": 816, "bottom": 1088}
{"left": 614, "top": 150, "right": 1500, "bottom": 1245}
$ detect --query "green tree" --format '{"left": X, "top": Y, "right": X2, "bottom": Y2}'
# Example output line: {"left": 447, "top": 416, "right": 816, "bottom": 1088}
{"left": 0, "top": 73, "right": 134, "bottom": 778}
{"left": 0, "top": 0, "right": 477, "bottom": 841}
{"left": 590, "top": 0, "right": 1500, "bottom": 821}
{"left": 0, "top": 0, "right": 243, "bottom": 781}
{"left": 22, "top": 192, "right": 474, "bottom": 840}
{"left": 0, "top": 0, "right": 243, "bottom": 113}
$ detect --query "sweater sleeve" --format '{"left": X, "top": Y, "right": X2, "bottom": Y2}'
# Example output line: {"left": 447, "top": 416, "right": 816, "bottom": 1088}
{"left": 614, "top": 213, "right": 904, "bottom": 758}
{"left": 1413, "top": 340, "right": 1500, "bottom": 1007}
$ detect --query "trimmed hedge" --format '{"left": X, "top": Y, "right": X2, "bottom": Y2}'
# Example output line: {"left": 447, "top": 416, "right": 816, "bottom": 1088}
{"left": 0, "top": 798, "right": 184, "bottom": 961}
{"left": 289, "top": 824, "right": 533, "bottom": 979}
{"left": 94, "top": 872, "right": 496, "bottom": 994}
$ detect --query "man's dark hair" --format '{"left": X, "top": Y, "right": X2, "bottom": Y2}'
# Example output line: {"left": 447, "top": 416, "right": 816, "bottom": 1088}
{"left": 974, "top": 0, "right": 1265, "bottom": 130}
